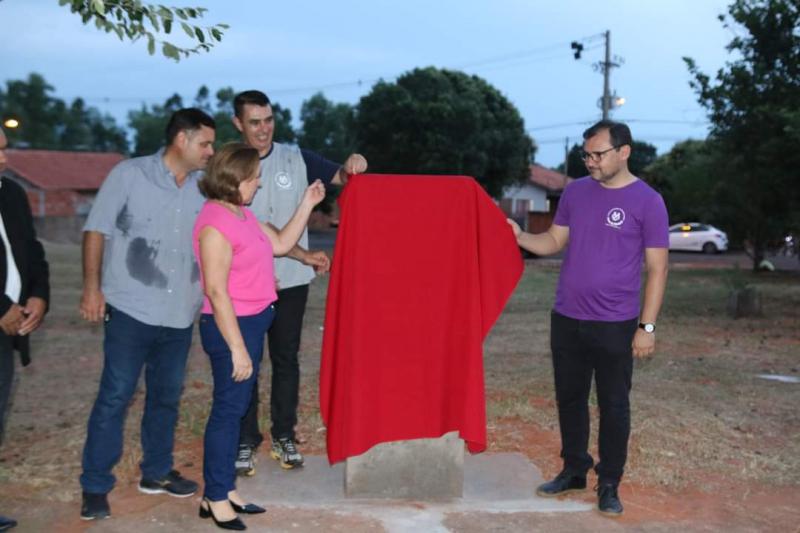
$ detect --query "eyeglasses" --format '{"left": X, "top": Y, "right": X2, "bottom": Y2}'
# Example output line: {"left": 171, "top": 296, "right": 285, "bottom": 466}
{"left": 580, "top": 146, "right": 619, "bottom": 162}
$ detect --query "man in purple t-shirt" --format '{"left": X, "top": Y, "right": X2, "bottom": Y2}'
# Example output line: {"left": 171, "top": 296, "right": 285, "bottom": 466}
{"left": 508, "top": 120, "right": 669, "bottom": 517}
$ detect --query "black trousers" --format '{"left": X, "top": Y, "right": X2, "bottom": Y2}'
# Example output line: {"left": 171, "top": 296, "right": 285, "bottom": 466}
{"left": 240, "top": 284, "right": 309, "bottom": 446}
{"left": 550, "top": 310, "right": 637, "bottom": 485}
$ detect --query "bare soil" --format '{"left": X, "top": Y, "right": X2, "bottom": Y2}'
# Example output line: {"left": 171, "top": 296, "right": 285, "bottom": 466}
{"left": 0, "top": 243, "right": 798, "bottom": 531}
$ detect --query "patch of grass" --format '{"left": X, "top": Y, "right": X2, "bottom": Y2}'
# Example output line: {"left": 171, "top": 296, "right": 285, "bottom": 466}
{"left": 484, "top": 263, "right": 800, "bottom": 489}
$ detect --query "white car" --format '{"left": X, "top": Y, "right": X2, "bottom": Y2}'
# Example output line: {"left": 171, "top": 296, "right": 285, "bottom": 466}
{"left": 669, "top": 223, "right": 728, "bottom": 254}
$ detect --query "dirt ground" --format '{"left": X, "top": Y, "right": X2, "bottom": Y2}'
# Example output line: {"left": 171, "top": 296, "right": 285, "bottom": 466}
{"left": 0, "top": 242, "right": 798, "bottom": 532}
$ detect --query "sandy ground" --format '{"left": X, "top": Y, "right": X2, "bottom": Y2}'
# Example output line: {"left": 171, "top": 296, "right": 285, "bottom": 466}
{"left": 0, "top": 242, "right": 798, "bottom": 532}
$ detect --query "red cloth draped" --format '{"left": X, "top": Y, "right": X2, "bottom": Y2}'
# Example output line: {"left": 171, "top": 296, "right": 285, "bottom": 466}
{"left": 319, "top": 174, "right": 523, "bottom": 464}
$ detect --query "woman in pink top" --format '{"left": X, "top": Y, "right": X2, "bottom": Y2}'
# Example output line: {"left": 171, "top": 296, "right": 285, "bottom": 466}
{"left": 193, "top": 143, "right": 324, "bottom": 530}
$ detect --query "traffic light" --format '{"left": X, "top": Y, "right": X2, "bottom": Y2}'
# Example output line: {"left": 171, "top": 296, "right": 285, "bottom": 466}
{"left": 571, "top": 41, "right": 584, "bottom": 60}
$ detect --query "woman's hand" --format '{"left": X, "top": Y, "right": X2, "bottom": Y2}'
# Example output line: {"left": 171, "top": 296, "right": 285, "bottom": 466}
{"left": 231, "top": 346, "right": 253, "bottom": 382}
{"left": 301, "top": 179, "right": 326, "bottom": 209}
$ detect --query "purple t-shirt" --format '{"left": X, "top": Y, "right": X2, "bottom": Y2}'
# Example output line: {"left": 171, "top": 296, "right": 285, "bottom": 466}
{"left": 553, "top": 177, "right": 668, "bottom": 321}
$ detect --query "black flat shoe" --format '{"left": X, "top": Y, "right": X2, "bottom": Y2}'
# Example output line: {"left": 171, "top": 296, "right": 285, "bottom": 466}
{"left": 199, "top": 499, "right": 247, "bottom": 531}
{"left": 230, "top": 501, "right": 266, "bottom": 514}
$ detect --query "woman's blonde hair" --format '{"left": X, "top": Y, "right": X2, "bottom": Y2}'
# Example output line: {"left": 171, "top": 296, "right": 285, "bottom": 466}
{"left": 198, "top": 142, "right": 260, "bottom": 204}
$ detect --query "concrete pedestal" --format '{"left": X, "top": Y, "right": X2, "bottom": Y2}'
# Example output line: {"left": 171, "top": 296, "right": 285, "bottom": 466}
{"left": 344, "top": 431, "right": 464, "bottom": 499}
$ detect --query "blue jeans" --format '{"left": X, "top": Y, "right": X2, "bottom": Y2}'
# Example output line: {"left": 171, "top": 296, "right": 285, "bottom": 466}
{"left": 201, "top": 305, "right": 274, "bottom": 501}
{"left": 80, "top": 305, "right": 193, "bottom": 494}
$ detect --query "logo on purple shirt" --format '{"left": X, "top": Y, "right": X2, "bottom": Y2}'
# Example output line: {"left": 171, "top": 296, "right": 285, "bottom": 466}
{"left": 606, "top": 207, "right": 626, "bottom": 229}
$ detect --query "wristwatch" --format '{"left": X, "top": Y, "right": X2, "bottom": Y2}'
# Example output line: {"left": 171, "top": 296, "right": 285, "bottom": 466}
{"left": 638, "top": 322, "right": 656, "bottom": 333}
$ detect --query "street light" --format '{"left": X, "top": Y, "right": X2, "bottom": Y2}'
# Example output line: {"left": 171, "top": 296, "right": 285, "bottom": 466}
{"left": 596, "top": 93, "right": 626, "bottom": 114}
{"left": 3, "top": 118, "right": 19, "bottom": 129}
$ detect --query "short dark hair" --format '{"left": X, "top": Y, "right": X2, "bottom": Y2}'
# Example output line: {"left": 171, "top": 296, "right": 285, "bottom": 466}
{"left": 233, "top": 90, "right": 271, "bottom": 118}
{"left": 198, "top": 142, "right": 260, "bottom": 205}
{"left": 165, "top": 108, "right": 216, "bottom": 146}
{"left": 583, "top": 120, "right": 633, "bottom": 148}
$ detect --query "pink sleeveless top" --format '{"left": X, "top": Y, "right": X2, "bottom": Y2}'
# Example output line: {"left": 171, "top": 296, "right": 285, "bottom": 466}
{"left": 193, "top": 202, "right": 277, "bottom": 316}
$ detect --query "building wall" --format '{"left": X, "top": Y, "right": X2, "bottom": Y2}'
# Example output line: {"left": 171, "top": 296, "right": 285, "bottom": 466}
{"left": 25, "top": 189, "right": 84, "bottom": 217}
{"left": 501, "top": 184, "right": 549, "bottom": 213}
{"left": 33, "top": 216, "right": 86, "bottom": 244}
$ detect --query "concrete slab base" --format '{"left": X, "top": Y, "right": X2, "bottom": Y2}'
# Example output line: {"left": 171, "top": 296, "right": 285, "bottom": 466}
{"left": 236, "top": 452, "right": 591, "bottom": 532}
{"left": 344, "top": 431, "right": 464, "bottom": 499}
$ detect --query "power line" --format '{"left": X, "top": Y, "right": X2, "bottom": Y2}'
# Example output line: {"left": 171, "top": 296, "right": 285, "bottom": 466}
{"left": 528, "top": 118, "right": 709, "bottom": 133}
{"left": 63, "top": 37, "right": 594, "bottom": 104}
{"left": 536, "top": 134, "right": 707, "bottom": 145}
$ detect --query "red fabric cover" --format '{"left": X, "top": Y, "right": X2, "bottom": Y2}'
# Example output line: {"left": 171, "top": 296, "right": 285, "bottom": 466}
{"left": 319, "top": 174, "right": 523, "bottom": 464}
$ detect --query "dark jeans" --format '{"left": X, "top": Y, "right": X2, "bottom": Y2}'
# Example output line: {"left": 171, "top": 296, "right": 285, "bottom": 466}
{"left": 200, "top": 305, "right": 274, "bottom": 501}
{"left": 550, "top": 310, "right": 637, "bottom": 485}
{"left": 0, "top": 334, "right": 13, "bottom": 447}
{"left": 240, "top": 284, "right": 308, "bottom": 446}
{"left": 80, "top": 305, "right": 193, "bottom": 494}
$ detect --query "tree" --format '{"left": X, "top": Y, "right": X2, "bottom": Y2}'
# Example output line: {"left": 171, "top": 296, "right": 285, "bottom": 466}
{"left": 557, "top": 140, "right": 657, "bottom": 179}
{"left": 0, "top": 73, "right": 127, "bottom": 152}
{"left": 210, "top": 87, "right": 239, "bottom": 145}
{"left": 128, "top": 93, "right": 184, "bottom": 155}
{"left": 60, "top": 98, "right": 128, "bottom": 153}
{"left": 628, "top": 141, "right": 658, "bottom": 177}
{"left": 271, "top": 103, "right": 296, "bottom": 145}
{"left": 354, "top": 67, "right": 534, "bottom": 198}
{"left": 645, "top": 140, "right": 723, "bottom": 224}
{"left": 0, "top": 73, "right": 63, "bottom": 149}
{"left": 297, "top": 92, "right": 355, "bottom": 162}
{"left": 127, "top": 86, "right": 296, "bottom": 154}
{"left": 558, "top": 143, "right": 588, "bottom": 178}
{"left": 684, "top": 0, "right": 800, "bottom": 270}
{"left": 57, "top": 0, "right": 229, "bottom": 61}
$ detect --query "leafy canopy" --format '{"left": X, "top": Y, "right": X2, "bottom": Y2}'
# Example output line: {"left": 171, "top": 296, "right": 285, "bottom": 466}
{"left": 58, "top": 0, "right": 229, "bottom": 61}
{"left": 355, "top": 67, "right": 534, "bottom": 198}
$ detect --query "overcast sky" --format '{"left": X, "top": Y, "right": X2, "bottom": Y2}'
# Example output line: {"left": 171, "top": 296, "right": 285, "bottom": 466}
{"left": 1, "top": 0, "right": 735, "bottom": 168}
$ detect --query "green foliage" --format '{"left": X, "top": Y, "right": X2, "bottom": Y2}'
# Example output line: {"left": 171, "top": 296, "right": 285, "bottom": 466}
{"left": 209, "top": 87, "right": 239, "bottom": 145}
{"left": 271, "top": 103, "right": 297, "bottom": 145}
{"left": 298, "top": 92, "right": 355, "bottom": 163}
{"left": 0, "top": 73, "right": 127, "bottom": 153}
{"left": 645, "top": 140, "right": 726, "bottom": 228}
{"left": 684, "top": 0, "right": 800, "bottom": 269}
{"left": 296, "top": 92, "right": 355, "bottom": 214}
{"left": 354, "top": 67, "right": 535, "bottom": 199}
{"left": 127, "top": 92, "right": 184, "bottom": 155}
{"left": 128, "top": 86, "right": 296, "bottom": 155}
{"left": 558, "top": 140, "right": 658, "bottom": 180}
{"left": 628, "top": 141, "right": 658, "bottom": 178}
{"left": 558, "top": 143, "right": 588, "bottom": 178}
{"left": 58, "top": 0, "right": 228, "bottom": 62}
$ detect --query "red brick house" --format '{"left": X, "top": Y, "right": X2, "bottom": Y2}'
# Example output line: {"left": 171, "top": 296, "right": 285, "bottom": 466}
{"left": 2, "top": 149, "right": 124, "bottom": 217}
{"left": 501, "top": 164, "right": 572, "bottom": 232}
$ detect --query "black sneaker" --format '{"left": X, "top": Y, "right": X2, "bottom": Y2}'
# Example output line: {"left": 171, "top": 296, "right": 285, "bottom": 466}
{"left": 535, "top": 470, "right": 587, "bottom": 497}
{"left": 0, "top": 515, "right": 17, "bottom": 531}
{"left": 235, "top": 444, "right": 256, "bottom": 477}
{"left": 597, "top": 483, "right": 624, "bottom": 516}
{"left": 138, "top": 469, "right": 198, "bottom": 498}
{"left": 80, "top": 492, "right": 110, "bottom": 521}
{"left": 270, "top": 437, "right": 304, "bottom": 469}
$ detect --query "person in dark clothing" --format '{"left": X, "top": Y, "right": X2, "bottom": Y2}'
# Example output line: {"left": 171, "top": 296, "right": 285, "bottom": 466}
{"left": 508, "top": 121, "right": 669, "bottom": 517}
{"left": 0, "top": 126, "right": 51, "bottom": 532}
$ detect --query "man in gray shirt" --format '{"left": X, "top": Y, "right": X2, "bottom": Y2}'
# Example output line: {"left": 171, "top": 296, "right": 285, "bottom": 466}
{"left": 78, "top": 109, "right": 215, "bottom": 521}
{"left": 231, "top": 90, "right": 367, "bottom": 474}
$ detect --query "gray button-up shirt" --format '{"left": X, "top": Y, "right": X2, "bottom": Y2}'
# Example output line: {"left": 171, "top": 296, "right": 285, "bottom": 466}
{"left": 84, "top": 149, "right": 205, "bottom": 328}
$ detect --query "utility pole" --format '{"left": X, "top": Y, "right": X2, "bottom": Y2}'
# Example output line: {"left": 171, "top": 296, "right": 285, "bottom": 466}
{"left": 571, "top": 31, "right": 623, "bottom": 119}
{"left": 564, "top": 137, "right": 570, "bottom": 177}
{"left": 602, "top": 30, "right": 611, "bottom": 120}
